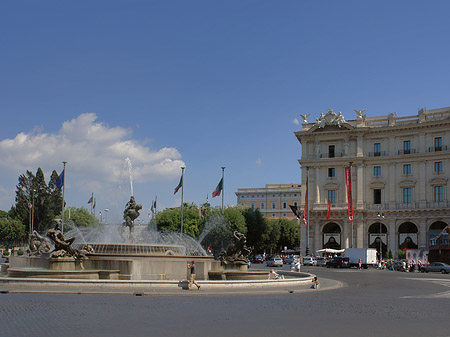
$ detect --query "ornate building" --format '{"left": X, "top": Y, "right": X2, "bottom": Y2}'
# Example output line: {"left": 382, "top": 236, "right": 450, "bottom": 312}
{"left": 235, "top": 184, "right": 302, "bottom": 221}
{"left": 295, "top": 107, "right": 450, "bottom": 257}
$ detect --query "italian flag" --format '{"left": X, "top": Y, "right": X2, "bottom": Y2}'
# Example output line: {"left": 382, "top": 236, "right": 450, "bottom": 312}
{"left": 174, "top": 175, "right": 183, "bottom": 194}
{"left": 212, "top": 178, "right": 223, "bottom": 198}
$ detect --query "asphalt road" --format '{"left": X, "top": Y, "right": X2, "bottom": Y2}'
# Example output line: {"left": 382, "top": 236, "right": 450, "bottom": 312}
{"left": 1, "top": 265, "right": 450, "bottom": 337}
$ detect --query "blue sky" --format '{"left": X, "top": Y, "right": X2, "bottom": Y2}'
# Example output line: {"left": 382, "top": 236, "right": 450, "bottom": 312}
{"left": 1, "top": 0, "right": 450, "bottom": 223}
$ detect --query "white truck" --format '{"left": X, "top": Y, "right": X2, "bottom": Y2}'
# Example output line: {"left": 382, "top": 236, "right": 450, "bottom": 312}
{"left": 344, "top": 248, "right": 377, "bottom": 269}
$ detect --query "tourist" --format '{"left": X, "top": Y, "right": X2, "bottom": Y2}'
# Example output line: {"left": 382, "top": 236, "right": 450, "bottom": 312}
{"left": 311, "top": 276, "right": 320, "bottom": 289}
{"left": 268, "top": 269, "right": 280, "bottom": 280}
{"left": 187, "top": 260, "right": 200, "bottom": 290}
{"left": 358, "top": 258, "right": 362, "bottom": 270}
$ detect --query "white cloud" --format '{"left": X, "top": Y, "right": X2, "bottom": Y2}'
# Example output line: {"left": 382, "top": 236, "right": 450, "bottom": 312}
{"left": 256, "top": 158, "right": 262, "bottom": 166}
{"left": 0, "top": 113, "right": 185, "bottom": 211}
{"left": 292, "top": 118, "right": 300, "bottom": 125}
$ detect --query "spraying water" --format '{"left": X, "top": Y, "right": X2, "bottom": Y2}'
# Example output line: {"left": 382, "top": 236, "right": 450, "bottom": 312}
{"left": 125, "top": 157, "right": 134, "bottom": 196}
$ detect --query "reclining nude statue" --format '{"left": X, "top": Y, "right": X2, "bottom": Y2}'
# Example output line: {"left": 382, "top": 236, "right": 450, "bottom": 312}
{"left": 47, "top": 219, "right": 85, "bottom": 260}
{"left": 219, "top": 231, "right": 252, "bottom": 265}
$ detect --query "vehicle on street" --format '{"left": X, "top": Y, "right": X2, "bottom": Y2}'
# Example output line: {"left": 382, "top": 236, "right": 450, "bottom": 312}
{"left": 253, "top": 255, "right": 264, "bottom": 263}
{"left": 316, "top": 257, "right": 328, "bottom": 267}
{"left": 345, "top": 248, "right": 377, "bottom": 268}
{"left": 420, "top": 262, "right": 450, "bottom": 274}
{"left": 326, "top": 256, "right": 350, "bottom": 268}
{"left": 266, "top": 257, "right": 283, "bottom": 267}
{"left": 302, "top": 256, "right": 317, "bottom": 266}
{"left": 283, "top": 256, "right": 294, "bottom": 264}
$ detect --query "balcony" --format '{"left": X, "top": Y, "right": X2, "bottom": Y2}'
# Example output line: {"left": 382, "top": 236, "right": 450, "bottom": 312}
{"left": 368, "top": 151, "right": 387, "bottom": 157}
{"left": 398, "top": 149, "right": 416, "bottom": 155}
{"left": 320, "top": 152, "right": 343, "bottom": 158}
{"left": 428, "top": 145, "right": 448, "bottom": 152}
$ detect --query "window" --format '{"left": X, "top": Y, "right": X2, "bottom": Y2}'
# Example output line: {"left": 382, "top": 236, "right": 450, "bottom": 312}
{"left": 403, "top": 188, "right": 412, "bottom": 203}
{"left": 251, "top": 202, "right": 255, "bottom": 209}
{"left": 434, "top": 186, "right": 444, "bottom": 202}
{"left": 435, "top": 137, "right": 442, "bottom": 151}
{"left": 282, "top": 213, "right": 287, "bottom": 217}
{"left": 328, "top": 190, "right": 336, "bottom": 204}
{"left": 374, "top": 189, "right": 381, "bottom": 204}
{"left": 282, "top": 202, "right": 287, "bottom": 209}
{"left": 328, "top": 167, "right": 335, "bottom": 177}
{"left": 403, "top": 164, "right": 411, "bottom": 175}
{"left": 272, "top": 213, "right": 276, "bottom": 217}
{"left": 374, "top": 143, "right": 381, "bottom": 156}
{"left": 272, "top": 202, "right": 276, "bottom": 209}
{"left": 329, "top": 145, "right": 335, "bottom": 158}
{"left": 293, "top": 201, "right": 298, "bottom": 207}
{"left": 260, "top": 202, "right": 265, "bottom": 210}
{"left": 374, "top": 166, "right": 381, "bottom": 177}
{"left": 403, "top": 140, "right": 411, "bottom": 154}
{"left": 435, "top": 161, "right": 443, "bottom": 173}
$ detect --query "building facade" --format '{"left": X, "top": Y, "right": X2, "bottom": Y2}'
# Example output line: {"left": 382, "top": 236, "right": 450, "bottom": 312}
{"left": 295, "top": 107, "right": 450, "bottom": 257}
{"left": 235, "top": 184, "right": 302, "bottom": 221}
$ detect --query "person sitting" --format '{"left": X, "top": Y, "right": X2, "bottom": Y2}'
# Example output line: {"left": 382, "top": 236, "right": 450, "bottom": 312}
{"left": 311, "top": 276, "right": 320, "bottom": 289}
{"left": 268, "top": 269, "right": 280, "bottom": 280}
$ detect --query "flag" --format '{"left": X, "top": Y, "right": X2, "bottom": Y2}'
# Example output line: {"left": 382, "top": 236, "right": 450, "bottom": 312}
{"left": 55, "top": 169, "right": 65, "bottom": 190}
{"left": 212, "top": 178, "right": 223, "bottom": 198}
{"left": 326, "top": 199, "right": 331, "bottom": 220}
{"left": 289, "top": 205, "right": 299, "bottom": 218}
{"left": 303, "top": 171, "right": 308, "bottom": 225}
{"left": 87, "top": 196, "right": 93, "bottom": 204}
{"left": 345, "top": 166, "right": 354, "bottom": 221}
{"left": 93, "top": 198, "right": 96, "bottom": 209}
{"left": 151, "top": 197, "right": 157, "bottom": 213}
{"left": 174, "top": 175, "right": 183, "bottom": 194}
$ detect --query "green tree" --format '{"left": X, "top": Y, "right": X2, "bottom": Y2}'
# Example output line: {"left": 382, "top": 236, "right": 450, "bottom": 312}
{"left": 278, "top": 219, "right": 300, "bottom": 251}
{"left": 155, "top": 203, "right": 203, "bottom": 238}
{"left": 0, "top": 217, "right": 26, "bottom": 248}
{"left": 244, "top": 208, "right": 266, "bottom": 253}
{"left": 9, "top": 168, "right": 63, "bottom": 234}
{"left": 64, "top": 207, "right": 99, "bottom": 229}
{"left": 262, "top": 219, "right": 281, "bottom": 253}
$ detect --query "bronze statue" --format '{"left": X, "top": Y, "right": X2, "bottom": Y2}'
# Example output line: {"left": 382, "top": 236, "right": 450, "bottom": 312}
{"left": 219, "top": 231, "right": 252, "bottom": 265}
{"left": 29, "top": 230, "right": 51, "bottom": 256}
{"left": 123, "top": 196, "right": 142, "bottom": 233}
{"left": 47, "top": 219, "right": 84, "bottom": 260}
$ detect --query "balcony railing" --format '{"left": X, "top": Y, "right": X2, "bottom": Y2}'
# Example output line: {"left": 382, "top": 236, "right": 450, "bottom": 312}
{"left": 428, "top": 145, "right": 448, "bottom": 152}
{"left": 398, "top": 149, "right": 417, "bottom": 155}
{"left": 368, "top": 151, "right": 387, "bottom": 157}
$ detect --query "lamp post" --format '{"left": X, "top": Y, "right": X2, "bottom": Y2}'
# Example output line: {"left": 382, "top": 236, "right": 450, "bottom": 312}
{"left": 349, "top": 162, "right": 353, "bottom": 248}
{"left": 31, "top": 189, "right": 36, "bottom": 234}
{"left": 99, "top": 211, "right": 102, "bottom": 224}
{"left": 104, "top": 209, "right": 109, "bottom": 224}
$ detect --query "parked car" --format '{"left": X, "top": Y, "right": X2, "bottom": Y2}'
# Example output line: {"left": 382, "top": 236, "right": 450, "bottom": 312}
{"left": 326, "top": 257, "right": 350, "bottom": 268}
{"left": 420, "top": 262, "right": 450, "bottom": 274}
{"left": 316, "top": 257, "right": 328, "bottom": 267}
{"left": 283, "top": 256, "right": 295, "bottom": 264}
{"left": 266, "top": 257, "right": 283, "bottom": 267}
{"left": 253, "top": 255, "right": 264, "bottom": 263}
{"left": 302, "top": 256, "right": 317, "bottom": 266}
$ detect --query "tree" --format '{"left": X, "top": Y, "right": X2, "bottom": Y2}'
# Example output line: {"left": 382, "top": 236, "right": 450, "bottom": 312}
{"left": 278, "top": 219, "right": 300, "bottom": 251}
{"left": 63, "top": 207, "right": 99, "bottom": 229}
{"left": 9, "top": 168, "right": 63, "bottom": 234}
{"left": 0, "top": 217, "right": 26, "bottom": 248}
{"left": 244, "top": 208, "right": 266, "bottom": 253}
{"left": 155, "top": 203, "right": 203, "bottom": 238}
{"left": 262, "top": 219, "right": 281, "bottom": 253}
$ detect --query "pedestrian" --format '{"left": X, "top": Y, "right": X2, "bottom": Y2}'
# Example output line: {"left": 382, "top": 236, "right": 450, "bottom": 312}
{"left": 187, "top": 260, "right": 200, "bottom": 290}
{"left": 268, "top": 269, "right": 280, "bottom": 280}
{"left": 358, "top": 258, "right": 362, "bottom": 270}
{"left": 311, "top": 276, "right": 320, "bottom": 289}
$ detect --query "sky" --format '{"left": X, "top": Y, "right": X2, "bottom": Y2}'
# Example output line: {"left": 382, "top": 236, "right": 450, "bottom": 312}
{"left": 1, "top": 0, "right": 450, "bottom": 223}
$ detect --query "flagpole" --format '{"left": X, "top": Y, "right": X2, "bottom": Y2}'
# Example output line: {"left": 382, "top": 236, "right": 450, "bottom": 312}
{"left": 221, "top": 167, "right": 225, "bottom": 215}
{"left": 90, "top": 192, "right": 94, "bottom": 214}
{"left": 61, "top": 161, "right": 67, "bottom": 234}
{"left": 305, "top": 166, "right": 309, "bottom": 256}
{"left": 180, "top": 167, "right": 185, "bottom": 234}
{"left": 349, "top": 161, "right": 354, "bottom": 248}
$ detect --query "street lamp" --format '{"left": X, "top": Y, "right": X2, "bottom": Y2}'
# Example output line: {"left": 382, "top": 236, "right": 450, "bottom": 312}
{"left": 104, "top": 209, "right": 109, "bottom": 224}
{"left": 31, "top": 189, "right": 36, "bottom": 234}
{"left": 377, "top": 207, "right": 385, "bottom": 263}
{"left": 99, "top": 211, "right": 102, "bottom": 224}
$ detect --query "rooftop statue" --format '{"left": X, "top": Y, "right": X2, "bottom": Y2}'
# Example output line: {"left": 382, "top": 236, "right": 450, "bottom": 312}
{"left": 315, "top": 109, "right": 346, "bottom": 128}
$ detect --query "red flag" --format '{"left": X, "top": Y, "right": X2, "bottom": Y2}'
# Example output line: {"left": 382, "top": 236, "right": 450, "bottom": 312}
{"left": 303, "top": 170, "right": 309, "bottom": 226}
{"left": 326, "top": 199, "right": 331, "bottom": 220}
{"left": 345, "top": 166, "right": 354, "bottom": 221}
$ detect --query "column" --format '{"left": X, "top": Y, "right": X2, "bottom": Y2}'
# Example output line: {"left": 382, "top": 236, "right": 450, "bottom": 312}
{"left": 314, "top": 219, "right": 321, "bottom": 253}
{"left": 343, "top": 219, "right": 350, "bottom": 249}
{"left": 389, "top": 164, "right": 396, "bottom": 208}
{"left": 356, "top": 136, "right": 364, "bottom": 157}
{"left": 388, "top": 218, "right": 396, "bottom": 257}
{"left": 419, "top": 161, "right": 426, "bottom": 208}
{"left": 418, "top": 218, "right": 428, "bottom": 249}
{"left": 300, "top": 222, "right": 307, "bottom": 256}
{"left": 356, "top": 219, "right": 364, "bottom": 248}
{"left": 356, "top": 163, "right": 364, "bottom": 209}
{"left": 315, "top": 166, "right": 320, "bottom": 204}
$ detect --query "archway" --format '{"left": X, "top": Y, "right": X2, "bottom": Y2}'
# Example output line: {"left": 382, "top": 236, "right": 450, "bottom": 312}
{"left": 368, "top": 222, "right": 388, "bottom": 259}
{"left": 398, "top": 222, "right": 418, "bottom": 250}
{"left": 429, "top": 221, "right": 450, "bottom": 247}
{"left": 322, "top": 222, "right": 341, "bottom": 250}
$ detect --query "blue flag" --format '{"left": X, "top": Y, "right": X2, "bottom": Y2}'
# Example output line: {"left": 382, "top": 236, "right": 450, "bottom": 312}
{"left": 55, "top": 169, "right": 65, "bottom": 190}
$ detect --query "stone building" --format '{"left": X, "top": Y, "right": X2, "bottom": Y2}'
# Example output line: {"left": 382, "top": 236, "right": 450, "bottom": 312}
{"left": 295, "top": 107, "right": 450, "bottom": 257}
{"left": 235, "top": 184, "right": 302, "bottom": 221}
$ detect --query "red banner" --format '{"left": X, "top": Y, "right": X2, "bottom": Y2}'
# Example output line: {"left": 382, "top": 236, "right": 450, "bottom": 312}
{"left": 303, "top": 171, "right": 308, "bottom": 226}
{"left": 345, "top": 166, "right": 353, "bottom": 221}
{"left": 326, "top": 199, "right": 331, "bottom": 220}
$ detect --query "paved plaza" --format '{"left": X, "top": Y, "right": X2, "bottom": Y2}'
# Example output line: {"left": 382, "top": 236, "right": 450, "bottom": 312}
{"left": 1, "top": 266, "right": 450, "bottom": 337}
